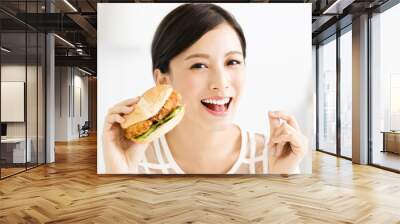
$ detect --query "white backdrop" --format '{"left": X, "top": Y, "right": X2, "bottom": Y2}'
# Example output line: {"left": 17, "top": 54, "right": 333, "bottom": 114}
{"left": 97, "top": 3, "right": 314, "bottom": 174}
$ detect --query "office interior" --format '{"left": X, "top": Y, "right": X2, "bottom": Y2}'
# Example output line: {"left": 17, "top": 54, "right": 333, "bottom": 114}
{"left": 0, "top": 0, "right": 97, "bottom": 179}
{"left": 0, "top": 0, "right": 399, "bottom": 222}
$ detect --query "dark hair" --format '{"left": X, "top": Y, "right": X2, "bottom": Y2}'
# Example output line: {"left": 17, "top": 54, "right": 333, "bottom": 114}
{"left": 151, "top": 3, "right": 246, "bottom": 73}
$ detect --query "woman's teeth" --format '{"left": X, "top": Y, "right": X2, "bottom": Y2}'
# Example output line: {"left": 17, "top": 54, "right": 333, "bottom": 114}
{"left": 201, "top": 97, "right": 230, "bottom": 105}
{"left": 200, "top": 97, "right": 232, "bottom": 114}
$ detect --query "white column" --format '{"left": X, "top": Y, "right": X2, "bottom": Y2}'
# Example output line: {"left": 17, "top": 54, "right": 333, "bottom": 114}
{"left": 352, "top": 14, "right": 369, "bottom": 164}
{"left": 45, "top": 0, "right": 55, "bottom": 163}
{"left": 46, "top": 33, "right": 55, "bottom": 163}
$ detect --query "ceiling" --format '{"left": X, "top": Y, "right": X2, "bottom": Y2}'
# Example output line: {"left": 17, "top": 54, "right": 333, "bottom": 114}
{"left": 0, "top": 0, "right": 393, "bottom": 75}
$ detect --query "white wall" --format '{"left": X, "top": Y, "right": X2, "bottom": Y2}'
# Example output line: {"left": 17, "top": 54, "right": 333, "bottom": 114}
{"left": 1, "top": 65, "right": 38, "bottom": 138}
{"left": 97, "top": 3, "right": 313, "bottom": 174}
{"left": 55, "top": 67, "right": 69, "bottom": 141}
{"left": 72, "top": 72, "right": 89, "bottom": 138}
{"left": 55, "top": 67, "right": 89, "bottom": 141}
{"left": 1, "top": 82, "right": 24, "bottom": 122}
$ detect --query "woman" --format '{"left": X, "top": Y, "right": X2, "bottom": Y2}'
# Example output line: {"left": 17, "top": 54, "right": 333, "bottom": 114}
{"left": 103, "top": 3, "right": 308, "bottom": 174}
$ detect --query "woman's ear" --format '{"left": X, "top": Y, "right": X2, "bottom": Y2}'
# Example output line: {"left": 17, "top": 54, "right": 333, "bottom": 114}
{"left": 153, "top": 69, "right": 172, "bottom": 85}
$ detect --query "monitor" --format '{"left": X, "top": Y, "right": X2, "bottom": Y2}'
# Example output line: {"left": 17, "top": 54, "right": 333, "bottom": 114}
{"left": 1, "top": 123, "right": 7, "bottom": 137}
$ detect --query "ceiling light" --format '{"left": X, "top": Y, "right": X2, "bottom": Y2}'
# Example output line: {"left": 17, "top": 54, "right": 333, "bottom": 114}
{"left": 322, "top": 0, "right": 354, "bottom": 15}
{"left": 78, "top": 67, "right": 92, "bottom": 76}
{"left": 1, "top": 47, "right": 11, "bottom": 53}
{"left": 54, "top": 34, "right": 75, "bottom": 48}
{"left": 63, "top": 0, "right": 78, "bottom": 12}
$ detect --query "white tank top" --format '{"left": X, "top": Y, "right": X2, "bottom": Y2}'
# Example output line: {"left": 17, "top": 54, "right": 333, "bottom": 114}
{"left": 137, "top": 126, "right": 269, "bottom": 174}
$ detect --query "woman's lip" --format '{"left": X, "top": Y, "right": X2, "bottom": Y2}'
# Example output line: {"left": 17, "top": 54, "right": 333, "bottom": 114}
{"left": 201, "top": 96, "right": 232, "bottom": 100}
{"left": 203, "top": 105, "right": 229, "bottom": 116}
{"left": 201, "top": 98, "right": 232, "bottom": 117}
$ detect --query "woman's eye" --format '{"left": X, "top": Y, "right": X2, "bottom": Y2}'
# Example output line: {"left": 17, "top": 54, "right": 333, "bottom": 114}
{"left": 227, "top": 60, "right": 241, "bottom": 66}
{"left": 190, "top": 63, "right": 207, "bottom": 69}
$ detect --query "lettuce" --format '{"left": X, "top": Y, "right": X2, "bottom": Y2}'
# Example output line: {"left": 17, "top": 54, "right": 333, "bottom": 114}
{"left": 134, "top": 106, "right": 183, "bottom": 140}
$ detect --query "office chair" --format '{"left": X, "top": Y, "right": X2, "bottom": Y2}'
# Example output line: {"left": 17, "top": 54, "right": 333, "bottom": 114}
{"left": 79, "top": 121, "right": 90, "bottom": 138}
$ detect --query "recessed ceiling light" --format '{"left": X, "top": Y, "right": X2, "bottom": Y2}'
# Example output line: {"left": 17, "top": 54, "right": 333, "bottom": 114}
{"left": 1, "top": 47, "right": 11, "bottom": 53}
{"left": 63, "top": 0, "right": 78, "bottom": 12}
{"left": 322, "top": 0, "right": 354, "bottom": 15}
{"left": 54, "top": 34, "right": 75, "bottom": 48}
{"left": 78, "top": 67, "right": 92, "bottom": 76}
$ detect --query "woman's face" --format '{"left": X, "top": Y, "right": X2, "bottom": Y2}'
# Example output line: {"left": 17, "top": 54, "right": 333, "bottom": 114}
{"left": 159, "top": 23, "right": 246, "bottom": 130}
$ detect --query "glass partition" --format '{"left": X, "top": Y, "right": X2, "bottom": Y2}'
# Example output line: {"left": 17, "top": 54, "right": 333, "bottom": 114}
{"left": 317, "top": 36, "right": 337, "bottom": 155}
{"left": 0, "top": 1, "right": 46, "bottom": 179}
{"left": 38, "top": 32, "right": 45, "bottom": 165}
{"left": 27, "top": 30, "right": 38, "bottom": 169}
{"left": 1, "top": 30, "right": 28, "bottom": 177}
{"left": 339, "top": 28, "right": 352, "bottom": 158}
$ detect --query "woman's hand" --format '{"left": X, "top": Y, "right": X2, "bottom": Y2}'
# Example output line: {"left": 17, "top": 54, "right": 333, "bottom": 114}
{"left": 267, "top": 111, "right": 308, "bottom": 174}
{"left": 102, "top": 97, "right": 149, "bottom": 173}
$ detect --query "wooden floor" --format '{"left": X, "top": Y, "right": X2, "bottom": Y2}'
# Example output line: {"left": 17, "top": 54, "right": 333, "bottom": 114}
{"left": 1, "top": 167, "right": 26, "bottom": 178}
{"left": 373, "top": 151, "right": 400, "bottom": 171}
{"left": 1, "top": 135, "right": 400, "bottom": 223}
{"left": 1, "top": 163, "right": 44, "bottom": 178}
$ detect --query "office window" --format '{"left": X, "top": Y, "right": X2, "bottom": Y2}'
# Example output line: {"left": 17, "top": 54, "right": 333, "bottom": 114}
{"left": 390, "top": 75, "right": 400, "bottom": 130}
{"left": 340, "top": 28, "right": 352, "bottom": 158}
{"left": 0, "top": 1, "right": 46, "bottom": 179}
{"left": 371, "top": 3, "right": 400, "bottom": 171}
{"left": 318, "top": 36, "right": 337, "bottom": 154}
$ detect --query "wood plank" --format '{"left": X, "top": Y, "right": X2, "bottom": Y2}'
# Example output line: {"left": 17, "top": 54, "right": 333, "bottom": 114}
{"left": 0, "top": 134, "right": 399, "bottom": 223}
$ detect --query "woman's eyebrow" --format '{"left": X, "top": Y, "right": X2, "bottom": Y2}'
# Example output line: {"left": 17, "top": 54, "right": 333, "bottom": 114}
{"left": 225, "top": 51, "right": 243, "bottom": 56}
{"left": 184, "top": 53, "right": 209, "bottom": 60}
{"left": 184, "top": 51, "right": 243, "bottom": 61}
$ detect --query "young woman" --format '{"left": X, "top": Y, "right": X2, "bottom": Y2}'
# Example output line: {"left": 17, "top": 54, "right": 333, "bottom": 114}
{"left": 102, "top": 3, "right": 308, "bottom": 174}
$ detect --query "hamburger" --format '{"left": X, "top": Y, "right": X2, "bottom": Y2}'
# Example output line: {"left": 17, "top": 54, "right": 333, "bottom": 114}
{"left": 121, "top": 84, "right": 185, "bottom": 143}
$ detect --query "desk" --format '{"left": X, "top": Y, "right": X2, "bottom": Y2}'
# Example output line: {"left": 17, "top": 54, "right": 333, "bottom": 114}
{"left": 1, "top": 138, "right": 31, "bottom": 163}
{"left": 381, "top": 131, "right": 400, "bottom": 154}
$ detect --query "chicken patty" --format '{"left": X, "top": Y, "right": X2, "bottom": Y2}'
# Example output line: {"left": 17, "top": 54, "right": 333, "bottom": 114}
{"left": 151, "top": 91, "right": 180, "bottom": 122}
{"left": 124, "top": 91, "right": 180, "bottom": 139}
{"left": 124, "top": 119, "right": 153, "bottom": 140}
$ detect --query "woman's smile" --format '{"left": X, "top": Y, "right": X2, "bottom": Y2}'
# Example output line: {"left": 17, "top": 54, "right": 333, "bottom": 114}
{"left": 200, "top": 96, "right": 233, "bottom": 116}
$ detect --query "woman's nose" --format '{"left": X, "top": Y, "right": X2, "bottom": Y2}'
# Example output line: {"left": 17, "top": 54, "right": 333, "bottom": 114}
{"left": 209, "top": 68, "right": 229, "bottom": 91}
